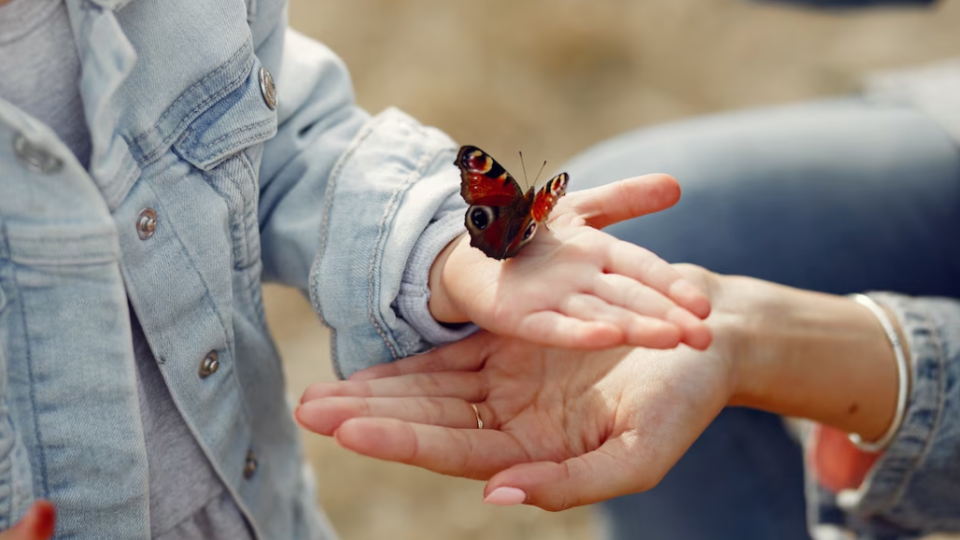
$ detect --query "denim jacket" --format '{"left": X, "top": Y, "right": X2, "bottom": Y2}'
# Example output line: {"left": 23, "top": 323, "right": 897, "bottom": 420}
{"left": 0, "top": 0, "right": 469, "bottom": 537}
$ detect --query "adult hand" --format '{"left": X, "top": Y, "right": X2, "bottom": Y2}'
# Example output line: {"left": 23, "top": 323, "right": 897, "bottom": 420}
{"left": 0, "top": 501, "right": 55, "bottom": 540}
{"left": 299, "top": 265, "right": 901, "bottom": 510}
{"left": 427, "top": 174, "right": 712, "bottom": 351}
{"left": 299, "top": 267, "right": 733, "bottom": 510}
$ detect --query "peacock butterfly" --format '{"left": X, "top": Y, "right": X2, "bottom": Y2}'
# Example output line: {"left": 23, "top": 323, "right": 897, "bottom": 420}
{"left": 455, "top": 145, "right": 569, "bottom": 260}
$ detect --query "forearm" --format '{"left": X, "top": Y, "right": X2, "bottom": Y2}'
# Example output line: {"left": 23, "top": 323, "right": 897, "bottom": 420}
{"left": 718, "top": 275, "right": 901, "bottom": 441}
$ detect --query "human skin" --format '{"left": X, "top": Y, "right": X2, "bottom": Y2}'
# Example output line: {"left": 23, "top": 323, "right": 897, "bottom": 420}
{"left": 426, "top": 174, "right": 713, "bottom": 351}
{"left": 297, "top": 264, "right": 900, "bottom": 511}
{"left": 0, "top": 501, "right": 55, "bottom": 540}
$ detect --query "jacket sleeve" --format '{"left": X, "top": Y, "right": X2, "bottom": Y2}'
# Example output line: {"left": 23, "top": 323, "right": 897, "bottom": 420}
{"left": 255, "top": 26, "right": 473, "bottom": 378}
{"left": 808, "top": 293, "right": 960, "bottom": 539}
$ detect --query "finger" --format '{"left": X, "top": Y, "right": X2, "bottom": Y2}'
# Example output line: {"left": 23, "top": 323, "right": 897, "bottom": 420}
{"left": 565, "top": 174, "right": 680, "bottom": 230}
{"left": 334, "top": 417, "right": 529, "bottom": 480}
{"left": 3, "top": 501, "right": 56, "bottom": 540}
{"left": 517, "top": 311, "right": 624, "bottom": 350}
{"left": 296, "top": 396, "right": 484, "bottom": 435}
{"left": 558, "top": 294, "right": 681, "bottom": 350}
{"left": 349, "top": 331, "right": 498, "bottom": 381}
{"left": 483, "top": 435, "right": 658, "bottom": 511}
{"left": 593, "top": 275, "right": 712, "bottom": 350}
{"left": 302, "top": 371, "right": 486, "bottom": 403}
{"left": 606, "top": 243, "right": 712, "bottom": 319}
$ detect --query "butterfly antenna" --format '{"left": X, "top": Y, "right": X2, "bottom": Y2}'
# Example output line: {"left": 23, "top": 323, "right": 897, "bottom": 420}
{"left": 534, "top": 160, "right": 547, "bottom": 186}
{"left": 519, "top": 151, "right": 529, "bottom": 190}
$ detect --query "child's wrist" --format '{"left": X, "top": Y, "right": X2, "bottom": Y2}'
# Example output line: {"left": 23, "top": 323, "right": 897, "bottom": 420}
{"left": 428, "top": 232, "right": 471, "bottom": 324}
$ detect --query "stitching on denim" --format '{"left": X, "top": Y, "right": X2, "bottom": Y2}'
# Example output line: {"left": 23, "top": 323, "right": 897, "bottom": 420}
{"left": 366, "top": 120, "right": 434, "bottom": 361}
{"left": 183, "top": 117, "right": 275, "bottom": 167}
{"left": 11, "top": 262, "right": 48, "bottom": 499}
{"left": 238, "top": 150, "right": 258, "bottom": 267}
{"left": 130, "top": 41, "right": 254, "bottom": 165}
{"left": 310, "top": 114, "right": 381, "bottom": 380}
{"left": 876, "top": 302, "right": 946, "bottom": 515}
{"left": 135, "top": 40, "right": 251, "bottom": 154}
{"left": 200, "top": 154, "right": 249, "bottom": 268}
{"left": 208, "top": 116, "right": 275, "bottom": 149}
{"left": 7, "top": 232, "right": 119, "bottom": 266}
{"left": 139, "top": 180, "right": 258, "bottom": 442}
{"left": 235, "top": 151, "right": 265, "bottom": 329}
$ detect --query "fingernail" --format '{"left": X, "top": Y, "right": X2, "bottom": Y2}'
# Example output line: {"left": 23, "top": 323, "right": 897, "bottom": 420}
{"left": 483, "top": 487, "right": 527, "bottom": 506}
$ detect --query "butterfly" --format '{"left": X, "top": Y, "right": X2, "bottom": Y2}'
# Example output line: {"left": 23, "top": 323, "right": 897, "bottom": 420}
{"left": 455, "top": 145, "right": 569, "bottom": 260}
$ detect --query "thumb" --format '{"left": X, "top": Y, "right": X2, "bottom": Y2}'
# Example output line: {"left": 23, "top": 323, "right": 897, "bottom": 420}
{"left": 482, "top": 436, "right": 662, "bottom": 511}
{"left": 565, "top": 174, "right": 681, "bottom": 230}
{"left": 3, "top": 501, "right": 55, "bottom": 540}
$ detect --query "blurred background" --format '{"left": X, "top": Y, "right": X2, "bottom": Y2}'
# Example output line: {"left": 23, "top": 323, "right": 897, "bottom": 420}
{"left": 271, "top": 1, "right": 960, "bottom": 538}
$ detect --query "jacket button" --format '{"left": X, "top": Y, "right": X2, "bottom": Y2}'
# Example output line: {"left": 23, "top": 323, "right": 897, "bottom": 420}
{"left": 243, "top": 451, "right": 258, "bottom": 479}
{"left": 14, "top": 134, "right": 62, "bottom": 174}
{"left": 136, "top": 208, "right": 157, "bottom": 240}
{"left": 258, "top": 67, "right": 278, "bottom": 111}
{"left": 198, "top": 351, "right": 219, "bottom": 379}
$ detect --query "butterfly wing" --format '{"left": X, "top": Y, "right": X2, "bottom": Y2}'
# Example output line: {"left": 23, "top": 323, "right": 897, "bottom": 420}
{"left": 531, "top": 172, "right": 569, "bottom": 223}
{"left": 456, "top": 145, "right": 524, "bottom": 206}
{"left": 455, "top": 145, "right": 532, "bottom": 259}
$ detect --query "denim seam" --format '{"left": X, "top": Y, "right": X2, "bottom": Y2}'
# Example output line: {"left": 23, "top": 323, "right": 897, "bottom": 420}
{"left": 365, "top": 144, "right": 425, "bottom": 362}
{"left": 863, "top": 297, "right": 945, "bottom": 517}
{"left": 139, "top": 180, "right": 236, "bottom": 374}
{"left": 136, "top": 181, "right": 258, "bottom": 478}
{"left": 309, "top": 112, "right": 381, "bottom": 380}
{"left": 180, "top": 117, "right": 275, "bottom": 168}
{"left": 236, "top": 151, "right": 267, "bottom": 330}
{"left": 885, "top": 308, "right": 948, "bottom": 514}
{"left": 207, "top": 116, "right": 275, "bottom": 149}
{"left": 11, "top": 264, "right": 47, "bottom": 500}
{"left": 238, "top": 150, "right": 258, "bottom": 268}
{"left": 129, "top": 41, "right": 254, "bottom": 166}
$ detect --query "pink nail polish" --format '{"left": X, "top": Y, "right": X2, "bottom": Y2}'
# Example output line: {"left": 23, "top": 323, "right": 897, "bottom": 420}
{"left": 483, "top": 486, "right": 527, "bottom": 506}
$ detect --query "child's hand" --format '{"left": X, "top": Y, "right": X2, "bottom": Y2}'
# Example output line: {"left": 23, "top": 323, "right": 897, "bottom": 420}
{"left": 428, "top": 174, "right": 712, "bottom": 350}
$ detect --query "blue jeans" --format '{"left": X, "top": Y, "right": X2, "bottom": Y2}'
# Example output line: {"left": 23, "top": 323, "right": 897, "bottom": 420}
{"left": 563, "top": 98, "right": 960, "bottom": 540}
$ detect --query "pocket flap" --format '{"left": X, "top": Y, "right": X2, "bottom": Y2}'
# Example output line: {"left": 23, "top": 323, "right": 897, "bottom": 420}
{"left": 174, "top": 59, "right": 278, "bottom": 171}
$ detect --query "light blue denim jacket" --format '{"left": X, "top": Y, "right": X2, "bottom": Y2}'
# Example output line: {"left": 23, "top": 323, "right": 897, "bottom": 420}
{"left": 0, "top": 0, "right": 471, "bottom": 537}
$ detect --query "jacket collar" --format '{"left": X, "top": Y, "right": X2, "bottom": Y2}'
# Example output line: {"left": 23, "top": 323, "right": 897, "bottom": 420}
{"left": 64, "top": 0, "right": 140, "bottom": 209}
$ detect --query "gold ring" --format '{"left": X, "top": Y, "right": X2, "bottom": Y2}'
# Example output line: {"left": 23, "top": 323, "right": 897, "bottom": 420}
{"left": 471, "top": 403, "right": 483, "bottom": 430}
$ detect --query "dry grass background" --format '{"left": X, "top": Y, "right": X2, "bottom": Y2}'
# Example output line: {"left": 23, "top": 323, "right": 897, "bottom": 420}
{"left": 270, "top": 1, "right": 960, "bottom": 539}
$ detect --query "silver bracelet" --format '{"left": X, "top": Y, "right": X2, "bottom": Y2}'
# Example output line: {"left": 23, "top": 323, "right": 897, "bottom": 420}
{"left": 846, "top": 294, "right": 910, "bottom": 453}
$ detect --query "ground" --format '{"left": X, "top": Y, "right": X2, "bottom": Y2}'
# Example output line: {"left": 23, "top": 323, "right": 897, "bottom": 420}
{"left": 271, "top": 1, "right": 960, "bottom": 538}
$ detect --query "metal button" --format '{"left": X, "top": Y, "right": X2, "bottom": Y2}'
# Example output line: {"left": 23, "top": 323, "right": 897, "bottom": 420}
{"left": 243, "top": 451, "right": 258, "bottom": 479}
{"left": 14, "top": 134, "right": 62, "bottom": 174}
{"left": 199, "top": 351, "right": 219, "bottom": 379}
{"left": 258, "top": 67, "right": 278, "bottom": 111}
{"left": 136, "top": 208, "right": 157, "bottom": 240}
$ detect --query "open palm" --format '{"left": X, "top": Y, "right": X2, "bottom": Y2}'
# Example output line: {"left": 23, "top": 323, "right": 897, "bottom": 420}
{"left": 297, "top": 328, "right": 735, "bottom": 510}
{"left": 433, "top": 174, "right": 712, "bottom": 351}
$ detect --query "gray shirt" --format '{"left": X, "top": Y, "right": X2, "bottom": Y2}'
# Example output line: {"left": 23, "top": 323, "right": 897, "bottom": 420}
{"left": 0, "top": 0, "right": 253, "bottom": 537}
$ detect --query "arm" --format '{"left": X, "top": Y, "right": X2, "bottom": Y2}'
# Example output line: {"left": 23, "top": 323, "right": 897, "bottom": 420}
{"left": 298, "top": 265, "right": 960, "bottom": 537}
{"left": 254, "top": 26, "right": 712, "bottom": 377}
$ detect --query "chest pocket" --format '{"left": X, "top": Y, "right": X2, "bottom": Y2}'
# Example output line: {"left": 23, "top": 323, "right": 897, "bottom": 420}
{"left": 172, "top": 57, "right": 278, "bottom": 272}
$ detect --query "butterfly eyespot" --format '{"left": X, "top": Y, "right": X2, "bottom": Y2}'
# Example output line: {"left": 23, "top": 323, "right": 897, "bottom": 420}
{"left": 468, "top": 206, "right": 495, "bottom": 231}
{"left": 521, "top": 221, "right": 537, "bottom": 244}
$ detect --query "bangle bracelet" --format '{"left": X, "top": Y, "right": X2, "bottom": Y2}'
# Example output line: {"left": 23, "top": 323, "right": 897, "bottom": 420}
{"left": 846, "top": 294, "right": 910, "bottom": 453}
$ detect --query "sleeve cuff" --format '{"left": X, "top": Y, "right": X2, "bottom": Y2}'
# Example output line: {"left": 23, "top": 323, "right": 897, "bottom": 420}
{"left": 805, "top": 292, "right": 960, "bottom": 538}
{"left": 309, "top": 108, "right": 475, "bottom": 378}
{"left": 396, "top": 199, "right": 479, "bottom": 345}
